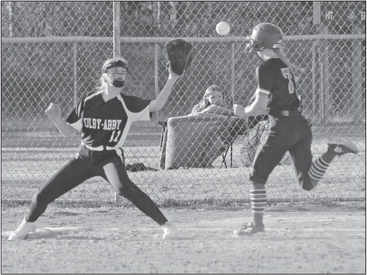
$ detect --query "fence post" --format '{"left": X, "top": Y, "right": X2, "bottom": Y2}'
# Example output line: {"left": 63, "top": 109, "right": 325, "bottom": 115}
{"left": 231, "top": 43, "right": 235, "bottom": 105}
{"left": 312, "top": 1, "right": 327, "bottom": 124}
{"left": 318, "top": 23, "right": 331, "bottom": 122}
{"left": 154, "top": 43, "right": 160, "bottom": 121}
{"left": 311, "top": 41, "right": 317, "bottom": 120}
{"left": 113, "top": 1, "right": 121, "bottom": 58}
{"left": 73, "top": 42, "right": 78, "bottom": 107}
{"left": 7, "top": 2, "right": 13, "bottom": 37}
{"left": 351, "top": 25, "right": 363, "bottom": 123}
{"left": 113, "top": 1, "right": 122, "bottom": 203}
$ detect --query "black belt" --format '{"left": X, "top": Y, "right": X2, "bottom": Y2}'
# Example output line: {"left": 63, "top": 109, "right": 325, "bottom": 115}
{"left": 269, "top": 110, "right": 299, "bottom": 118}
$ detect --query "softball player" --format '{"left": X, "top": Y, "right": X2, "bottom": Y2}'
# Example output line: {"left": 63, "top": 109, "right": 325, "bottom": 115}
{"left": 9, "top": 57, "right": 180, "bottom": 240}
{"left": 233, "top": 23, "right": 359, "bottom": 235}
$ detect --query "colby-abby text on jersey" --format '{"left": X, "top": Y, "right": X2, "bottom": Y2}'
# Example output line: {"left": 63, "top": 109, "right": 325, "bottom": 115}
{"left": 83, "top": 118, "right": 122, "bottom": 130}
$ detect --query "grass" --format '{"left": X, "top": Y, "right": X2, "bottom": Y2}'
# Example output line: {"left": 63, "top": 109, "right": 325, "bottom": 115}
{"left": 2, "top": 160, "right": 365, "bottom": 209}
{"left": 2, "top": 122, "right": 365, "bottom": 208}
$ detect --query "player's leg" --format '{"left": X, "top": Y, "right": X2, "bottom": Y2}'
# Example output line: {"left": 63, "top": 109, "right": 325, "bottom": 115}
{"left": 288, "top": 136, "right": 315, "bottom": 190}
{"left": 28, "top": 157, "right": 96, "bottom": 221}
{"left": 291, "top": 138, "right": 359, "bottom": 190}
{"left": 233, "top": 182, "right": 267, "bottom": 235}
{"left": 8, "top": 157, "right": 95, "bottom": 240}
{"left": 310, "top": 141, "right": 358, "bottom": 186}
{"left": 235, "top": 127, "right": 288, "bottom": 235}
{"left": 102, "top": 158, "right": 177, "bottom": 239}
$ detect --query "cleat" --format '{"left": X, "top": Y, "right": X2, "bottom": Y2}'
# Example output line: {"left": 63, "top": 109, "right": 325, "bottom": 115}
{"left": 233, "top": 222, "right": 265, "bottom": 236}
{"left": 8, "top": 218, "right": 37, "bottom": 241}
{"left": 162, "top": 222, "right": 179, "bottom": 240}
{"left": 328, "top": 141, "right": 359, "bottom": 156}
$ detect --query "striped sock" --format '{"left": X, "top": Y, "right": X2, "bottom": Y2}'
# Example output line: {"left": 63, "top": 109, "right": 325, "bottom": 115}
{"left": 308, "top": 155, "right": 331, "bottom": 188}
{"left": 250, "top": 189, "right": 267, "bottom": 215}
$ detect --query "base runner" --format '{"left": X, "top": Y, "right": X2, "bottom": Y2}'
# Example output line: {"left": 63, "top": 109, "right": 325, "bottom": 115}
{"left": 233, "top": 23, "right": 359, "bottom": 235}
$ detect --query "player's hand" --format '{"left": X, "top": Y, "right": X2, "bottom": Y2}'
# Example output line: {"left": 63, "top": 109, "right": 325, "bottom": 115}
{"left": 45, "top": 103, "right": 62, "bottom": 121}
{"left": 233, "top": 104, "right": 246, "bottom": 117}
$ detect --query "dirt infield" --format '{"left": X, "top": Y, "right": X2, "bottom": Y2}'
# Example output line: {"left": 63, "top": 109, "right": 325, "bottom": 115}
{"left": 1, "top": 204, "right": 365, "bottom": 273}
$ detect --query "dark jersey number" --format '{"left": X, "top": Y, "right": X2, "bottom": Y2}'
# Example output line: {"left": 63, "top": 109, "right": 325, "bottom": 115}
{"left": 281, "top": 68, "right": 295, "bottom": 94}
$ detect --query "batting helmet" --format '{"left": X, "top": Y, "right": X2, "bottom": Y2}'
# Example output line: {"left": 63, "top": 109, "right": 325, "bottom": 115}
{"left": 246, "top": 23, "right": 283, "bottom": 52}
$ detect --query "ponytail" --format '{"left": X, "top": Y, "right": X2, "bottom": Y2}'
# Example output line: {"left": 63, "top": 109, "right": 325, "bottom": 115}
{"left": 273, "top": 48, "right": 304, "bottom": 77}
{"left": 273, "top": 48, "right": 296, "bottom": 72}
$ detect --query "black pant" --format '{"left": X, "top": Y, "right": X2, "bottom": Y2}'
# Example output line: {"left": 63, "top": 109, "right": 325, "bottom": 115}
{"left": 27, "top": 147, "right": 168, "bottom": 226}
{"left": 250, "top": 112, "right": 313, "bottom": 185}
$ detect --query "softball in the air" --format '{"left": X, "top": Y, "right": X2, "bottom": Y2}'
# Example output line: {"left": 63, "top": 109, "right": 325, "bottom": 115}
{"left": 216, "top": 21, "right": 231, "bottom": 36}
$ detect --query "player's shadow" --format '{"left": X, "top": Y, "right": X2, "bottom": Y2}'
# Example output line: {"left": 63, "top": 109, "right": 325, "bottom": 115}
{"left": 3, "top": 227, "right": 106, "bottom": 241}
{"left": 40, "top": 234, "right": 105, "bottom": 240}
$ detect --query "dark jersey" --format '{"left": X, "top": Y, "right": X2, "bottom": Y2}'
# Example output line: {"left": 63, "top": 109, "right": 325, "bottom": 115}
{"left": 256, "top": 58, "right": 300, "bottom": 116}
{"left": 66, "top": 90, "right": 151, "bottom": 149}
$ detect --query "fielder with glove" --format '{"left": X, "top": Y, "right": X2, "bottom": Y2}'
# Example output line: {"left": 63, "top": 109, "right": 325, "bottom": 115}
{"left": 8, "top": 40, "right": 193, "bottom": 241}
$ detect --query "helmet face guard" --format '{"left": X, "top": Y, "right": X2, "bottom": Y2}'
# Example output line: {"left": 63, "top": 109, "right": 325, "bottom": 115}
{"left": 102, "top": 58, "right": 129, "bottom": 88}
{"left": 245, "top": 23, "right": 283, "bottom": 52}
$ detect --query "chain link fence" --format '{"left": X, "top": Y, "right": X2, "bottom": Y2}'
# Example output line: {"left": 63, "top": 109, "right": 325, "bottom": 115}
{"left": 1, "top": 1, "right": 365, "bottom": 205}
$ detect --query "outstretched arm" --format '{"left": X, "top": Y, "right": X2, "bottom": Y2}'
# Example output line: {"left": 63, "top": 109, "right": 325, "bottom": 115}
{"left": 149, "top": 64, "right": 180, "bottom": 112}
{"left": 45, "top": 103, "right": 78, "bottom": 137}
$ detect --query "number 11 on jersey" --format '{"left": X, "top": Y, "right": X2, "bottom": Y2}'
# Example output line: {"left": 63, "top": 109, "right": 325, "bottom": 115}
{"left": 109, "top": 130, "right": 122, "bottom": 142}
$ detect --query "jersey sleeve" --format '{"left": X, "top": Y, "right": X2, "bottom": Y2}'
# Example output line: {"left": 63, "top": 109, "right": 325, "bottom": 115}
{"left": 123, "top": 95, "right": 152, "bottom": 121}
{"left": 65, "top": 94, "right": 85, "bottom": 131}
{"left": 255, "top": 63, "right": 275, "bottom": 96}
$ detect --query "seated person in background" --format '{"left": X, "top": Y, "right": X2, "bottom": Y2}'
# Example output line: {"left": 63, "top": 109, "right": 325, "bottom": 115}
{"left": 161, "top": 84, "right": 246, "bottom": 169}
{"left": 190, "top": 85, "right": 233, "bottom": 117}
{"left": 173, "top": 85, "right": 242, "bottom": 168}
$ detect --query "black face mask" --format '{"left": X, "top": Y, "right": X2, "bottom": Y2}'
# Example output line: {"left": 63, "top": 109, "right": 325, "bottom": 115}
{"left": 107, "top": 73, "right": 126, "bottom": 88}
{"left": 112, "top": 80, "right": 125, "bottom": 88}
